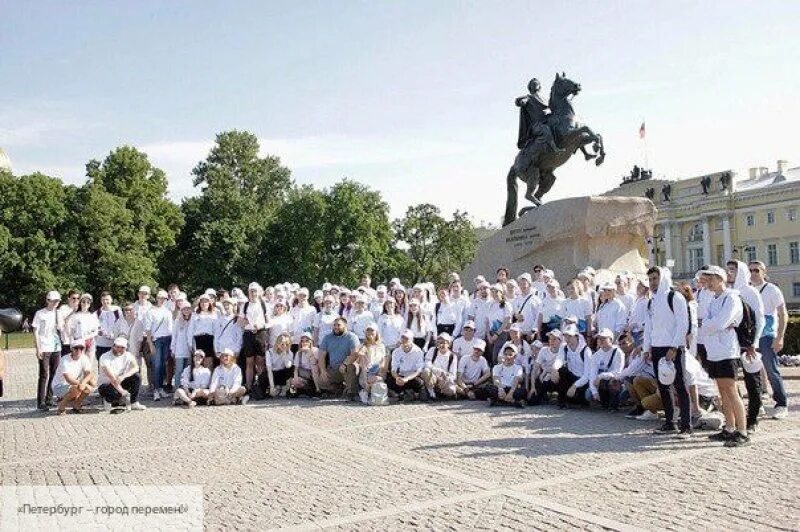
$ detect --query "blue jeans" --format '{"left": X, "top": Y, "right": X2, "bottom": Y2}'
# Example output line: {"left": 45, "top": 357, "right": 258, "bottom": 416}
{"left": 174, "top": 357, "right": 189, "bottom": 390}
{"left": 152, "top": 336, "right": 171, "bottom": 391}
{"left": 759, "top": 335, "right": 787, "bottom": 407}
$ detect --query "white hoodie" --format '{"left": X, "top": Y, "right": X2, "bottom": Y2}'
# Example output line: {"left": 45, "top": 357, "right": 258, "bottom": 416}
{"left": 643, "top": 267, "right": 688, "bottom": 351}
{"left": 562, "top": 336, "right": 593, "bottom": 387}
{"left": 700, "top": 287, "right": 742, "bottom": 362}
{"left": 729, "top": 260, "right": 765, "bottom": 345}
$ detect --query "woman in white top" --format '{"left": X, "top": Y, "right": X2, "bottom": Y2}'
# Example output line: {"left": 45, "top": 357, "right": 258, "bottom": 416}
{"left": 261, "top": 332, "right": 294, "bottom": 398}
{"left": 393, "top": 287, "right": 408, "bottom": 318}
{"left": 486, "top": 285, "right": 514, "bottom": 357}
{"left": 175, "top": 350, "right": 212, "bottom": 407}
{"left": 289, "top": 332, "right": 320, "bottom": 397}
{"left": 69, "top": 294, "right": 100, "bottom": 360}
{"left": 356, "top": 323, "right": 389, "bottom": 404}
{"left": 190, "top": 294, "right": 218, "bottom": 368}
{"left": 537, "top": 282, "right": 566, "bottom": 339}
{"left": 171, "top": 303, "right": 194, "bottom": 388}
{"left": 379, "top": 299, "right": 404, "bottom": 351}
{"left": 626, "top": 281, "right": 650, "bottom": 348}
{"left": 406, "top": 299, "right": 433, "bottom": 351}
{"left": 563, "top": 279, "right": 593, "bottom": 335}
{"left": 267, "top": 299, "right": 294, "bottom": 348}
{"left": 434, "top": 287, "right": 463, "bottom": 337}
{"left": 313, "top": 296, "right": 338, "bottom": 345}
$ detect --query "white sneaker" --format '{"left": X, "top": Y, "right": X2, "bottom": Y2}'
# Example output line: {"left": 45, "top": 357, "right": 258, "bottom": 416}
{"left": 636, "top": 411, "right": 659, "bottom": 421}
{"left": 153, "top": 389, "right": 161, "bottom": 401}
{"left": 758, "top": 406, "right": 766, "bottom": 417}
{"left": 102, "top": 400, "right": 112, "bottom": 413}
{"left": 130, "top": 402, "right": 147, "bottom": 411}
{"left": 241, "top": 395, "right": 250, "bottom": 406}
{"left": 359, "top": 390, "right": 370, "bottom": 405}
{"left": 427, "top": 386, "right": 437, "bottom": 400}
{"left": 773, "top": 406, "right": 789, "bottom": 420}
{"left": 123, "top": 392, "right": 131, "bottom": 410}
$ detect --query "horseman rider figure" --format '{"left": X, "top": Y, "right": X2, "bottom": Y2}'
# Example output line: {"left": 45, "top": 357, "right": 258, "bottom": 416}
{"left": 515, "top": 78, "right": 563, "bottom": 158}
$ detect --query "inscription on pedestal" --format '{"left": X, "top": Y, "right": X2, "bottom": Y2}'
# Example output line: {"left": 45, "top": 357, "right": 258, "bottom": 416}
{"left": 504, "top": 225, "right": 541, "bottom": 249}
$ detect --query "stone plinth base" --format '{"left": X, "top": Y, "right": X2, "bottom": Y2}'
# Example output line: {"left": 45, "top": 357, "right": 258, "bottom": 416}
{"left": 464, "top": 196, "right": 656, "bottom": 284}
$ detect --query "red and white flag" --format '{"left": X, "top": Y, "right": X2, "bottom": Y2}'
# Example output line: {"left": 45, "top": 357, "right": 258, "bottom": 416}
{"left": 639, "top": 122, "right": 646, "bottom": 139}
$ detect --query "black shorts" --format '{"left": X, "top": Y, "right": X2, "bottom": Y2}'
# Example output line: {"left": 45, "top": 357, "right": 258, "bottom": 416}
{"left": 705, "top": 358, "right": 738, "bottom": 380}
{"left": 242, "top": 330, "right": 268, "bottom": 358}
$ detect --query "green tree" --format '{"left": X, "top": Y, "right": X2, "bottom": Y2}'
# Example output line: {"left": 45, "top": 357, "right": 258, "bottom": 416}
{"left": 393, "top": 204, "right": 477, "bottom": 286}
{"left": 86, "top": 146, "right": 183, "bottom": 267}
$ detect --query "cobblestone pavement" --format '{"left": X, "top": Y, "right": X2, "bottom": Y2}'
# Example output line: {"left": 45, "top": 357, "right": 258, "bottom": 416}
{"left": 2, "top": 350, "right": 798, "bottom": 531}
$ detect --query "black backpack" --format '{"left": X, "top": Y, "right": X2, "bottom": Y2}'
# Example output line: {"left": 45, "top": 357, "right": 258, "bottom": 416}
{"left": 731, "top": 295, "right": 757, "bottom": 349}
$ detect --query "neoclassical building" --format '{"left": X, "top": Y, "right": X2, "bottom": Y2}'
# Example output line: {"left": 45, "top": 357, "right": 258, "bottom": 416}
{"left": 604, "top": 160, "right": 800, "bottom": 309}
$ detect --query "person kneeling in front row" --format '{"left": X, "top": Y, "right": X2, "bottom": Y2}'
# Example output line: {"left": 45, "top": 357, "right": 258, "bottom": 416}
{"left": 209, "top": 348, "right": 248, "bottom": 405}
{"left": 52, "top": 341, "right": 96, "bottom": 415}
{"left": 421, "top": 333, "right": 458, "bottom": 400}
{"left": 529, "top": 330, "right": 564, "bottom": 406}
{"left": 98, "top": 337, "right": 147, "bottom": 412}
{"left": 388, "top": 330, "right": 425, "bottom": 401}
{"left": 174, "top": 350, "right": 211, "bottom": 407}
{"left": 486, "top": 343, "right": 526, "bottom": 408}
{"left": 456, "top": 339, "right": 492, "bottom": 399}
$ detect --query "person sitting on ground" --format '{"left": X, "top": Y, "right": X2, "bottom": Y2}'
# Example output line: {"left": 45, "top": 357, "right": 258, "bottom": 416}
{"left": 452, "top": 320, "right": 477, "bottom": 360}
{"left": 529, "top": 330, "right": 564, "bottom": 405}
{"left": 589, "top": 328, "right": 625, "bottom": 410}
{"left": 355, "top": 323, "right": 388, "bottom": 404}
{"left": 557, "top": 325, "right": 592, "bottom": 408}
{"left": 209, "top": 348, "right": 248, "bottom": 405}
{"left": 289, "top": 332, "right": 320, "bottom": 398}
{"left": 422, "top": 333, "right": 458, "bottom": 400}
{"left": 486, "top": 343, "right": 526, "bottom": 408}
{"left": 259, "top": 332, "right": 294, "bottom": 398}
{"left": 317, "top": 317, "right": 361, "bottom": 400}
{"left": 388, "top": 330, "right": 425, "bottom": 401}
{"left": 174, "top": 350, "right": 211, "bottom": 407}
{"left": 52, "top": 341, "right": 96, "bottom": 415}
{"left": 456, "top": 339, "right": 491, "bottom": 399}
{"left": 619, "top": 340, "right": 659, "bottom": 420}
{"left": 98, "top": 337, "right": 146, "bottom": 412}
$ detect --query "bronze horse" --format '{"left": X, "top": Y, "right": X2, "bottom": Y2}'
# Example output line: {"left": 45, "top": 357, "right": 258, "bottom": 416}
{"left": 503, "top": 73, "right": 605, "bottom": 226}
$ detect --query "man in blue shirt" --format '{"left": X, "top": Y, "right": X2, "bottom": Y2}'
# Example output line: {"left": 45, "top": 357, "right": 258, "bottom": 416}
{"left": 318, "top": 317, "right": 361, "bottom": 400}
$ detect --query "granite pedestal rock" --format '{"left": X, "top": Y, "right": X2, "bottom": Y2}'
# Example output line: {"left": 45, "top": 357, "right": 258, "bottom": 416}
{"left": 465, "top": 196, "right": 656, "bottom": 284}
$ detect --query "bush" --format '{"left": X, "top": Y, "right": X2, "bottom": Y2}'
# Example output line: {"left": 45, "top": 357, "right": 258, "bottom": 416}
{"left": 785, "top": 316, "right": 800, "bottom": 354}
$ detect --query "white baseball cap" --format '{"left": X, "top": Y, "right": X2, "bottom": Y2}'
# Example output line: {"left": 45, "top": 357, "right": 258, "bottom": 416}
{"left": 509, "top": 323, "right": 522, "bottom": 333}
{"left": 113, "top": 337, "right": 128, "bottom": 348}
{"left": 472, "top": 339, "right": 487, "bottom": 352}
{"left": 156, "top": 289, "right": 168, "bottom": 299}
{"left": 46, "top": 290, "right": 61, "bottom": 301}
{"left": 658, "top": 358, "right": 676, "bottom": 386}
{"left": 600, "top": 282, "right": 616, "bottom": 291}
{"left": 221, "top": 348, "right": 234, "bottom": 357}
{"left": 474, "top": 275, "right": 486, "bottom": 283}
{"left": 562, "top": 324, "right": 579, "bottom": 336}
{"left": 401, "top": 329, "right": 415, "bottom": 340}
{"left": 463, "top": 320, "right": 476, "bottom": 329}
{"left": 517, "top": 272, "right": 532, "bottom": 283}
{"left": 437, "top": 332, "right": 453, "bottom": 343}
{"left": 531, "top": 340, "right": 543, "bottom": 349}
{"left": 502, "top": 342, "right": 518, "bottom": 354}
{"left": 741, "top": 351, "right": 764, "bottom": 374}
{"left": 298, "top": 288, "right": 309, "bottom": 297}
{"left": 70, "top": 340, "right": 86, "bottom": 349}
{"left": 547, "top": 329, "right": 563, "bottom": 339}
{"left": 698, "top": 265, "right": 726, "bottom": 280}
{"left": 248, "top": 282, "right": 262, "bottom": 292}
{"left": 596, "top": 328, "right": 614, "bottom": 339}
{"left": 138, "top": 285, "right": 151, "bottom": 294}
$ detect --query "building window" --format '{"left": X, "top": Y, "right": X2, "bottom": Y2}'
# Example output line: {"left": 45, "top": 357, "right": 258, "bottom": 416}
{"left": 791, "top": 241, "right": 799, "bottom": 264}
{"left": 767, "top": 211, "right": 775, "bottom": 224}
{"left": 767, "top": 244, "right": 778, "bottom": 266}
{"left": 794, "top": 282, "right": 800, "bottom": 298}
{"left": 714, "top": 220, "right": 723, "bottom": 231}
{"left": 746, "top": 214, "right": 755, "bottom": 227}
{"left": 688, "top": 223, "right": 703, "bottom": 243}
{"left": 745, "top": 245, "right": 757, "bottom": 263}
{"left": 688, "top": 248, "right": 705, "bottom": 272}
{"left": 788, "top": 208, "right": 797, "bottom": 222}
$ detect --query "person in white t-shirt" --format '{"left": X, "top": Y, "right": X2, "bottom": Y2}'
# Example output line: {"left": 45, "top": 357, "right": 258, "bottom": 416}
{"left": 209, "top": 349, "right": 248, "bottom": 405}
{"left": 33, "top": 290, "right": 64, "bottom": 410}
{"left": 486, "top": 343, "right": 525, "bottom": 408}
{"left": 174, "top": 350, "right": 212, "bottom": 407}
{"left": 52, "top": 341, "right": 96, "bottom": 415}
{"left": 456, "top": 339, "right": 491, "bottom": 399}
{"left": 259, "top": 332, "right": 294, "bottom": 398}
{"left": 98, "top": 337, "right": 146, "bottom": 412}
{"left": 529, "top": 330, "right": 564, "bottom": 405}
{"left": 388, "top": 331, "right": 425, "bottom": 400}
{"left": 589, "top": 328, "right": 625, "bottom": 410}
{"left": 451, "top": 320, "right": 477, "bottom": 361}
{"left": 289, "top": 332, "right": 321, "bottom": 397}
{"left": 421, "top": 333, "right": 457, "bottom": 400}
{"left": 95, "top": 291, "right": 122, "bottom": 359}
{"left": 68, "top": 293, "right": 100, "bottom": 360}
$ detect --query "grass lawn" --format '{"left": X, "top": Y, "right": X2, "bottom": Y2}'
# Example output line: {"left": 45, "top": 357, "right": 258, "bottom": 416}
{"left": 2, "top": 332, "right": 34, "bottom": 350}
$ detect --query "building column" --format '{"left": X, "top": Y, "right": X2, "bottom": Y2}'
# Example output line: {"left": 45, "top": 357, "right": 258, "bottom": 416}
{"left": 663, "top": 223, "right": 673, "bottom": 264}
{"left": 722, "top": 215, "right": 733, "bottom": 262}
{"left": 702, "top": 216, "right": 712, "bottom": 267}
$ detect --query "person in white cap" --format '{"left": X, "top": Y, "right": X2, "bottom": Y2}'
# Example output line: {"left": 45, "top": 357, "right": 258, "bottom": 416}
{"left": 98, "top": 337, "right": 146, "bottom": 412}
{"left": 626, "top": 280, "right": 650, "bottom": 348}
{"left": 392, "top": 286, "right": 408, "bottom": 317}
{"left": 56, "top": 290, "right": 81, "bottom": 357}
{"left": 388, "top": 330, "right": 425, "bottom": 400}
{"left": 355, "top": 322, "right": 388, "bottom": 404}
{"left": 614, "top": 274, "right": 635, "bottom": 314}
{"left": 452, "top": 320, "right": 478, "bottom": 360}
{"left": 257, "top": 332, "right": 294, "bottom": 398}
{"left": 67, "top": 293, "right": 100, "bottom": 361}
{"left": 145, "top": 289, "right": 174, "bottom": 400}
{"left": 556, "top": 325, "right": 592, "bottom": 407}
{"left": 486, "top": 343, "right": 526, "bottom": 408}
{"left": 314, "top": 295, "right": 338, "bottom": 345}
{"left": 589, "top": 328, "right": 625, "bottom": 410}
{"left": 748, "top": 260, "right": 789, "bottom": 420}
{"left": 239, "top": 283, "right": 270, "bottom": 391}
{"left": 699, "top": 265, "right": 748, "bottom": 447}
{"left": 537, "top": 280, "right": 565, "bottom": 338}
{"left": 33, "top": 290, "right": 64, "bottom": 410}
{"left": 467, "top": 281, "right": 493, "bottom": 341}
{"left": 378, "top": 299, "right": 405, "bottom": 351}
{"left": 725, "top": 259, "right": 766, "bottom": 432}
{"left": 214, "top": 296, "right": 243, "bottom": 364}
{"left": 289, "top": 332, "right": 321, "bottom": 397}
{"left": 563, "top": 279, "right": 593, "bottom": 336}
{"left": 576, "top": 270, "right": 597, "bottom": 313}
{"left": 208, "top": 348, "right": 248, "bottom": 405}
{"left": 267, "top": 298, "right": 293, "bottom": 349}
{"left": 421, "top": 333, "right": 457, "bottom": 400}
{"left": 349, "top": 295, "right": 375, "bottom": 342}
{"left": 456, "top": 339, "right": 491, "bottom": 399}
{"left": 170, "top": 301, "right": 194, "bottom": 389}
{"left": 513, "top": 273, "right": 542, "bottom": 341}
{"left": 290, "top": 288, "right": 316, "bottom": 352}
{"left": 434, "top": 287, "right": 462, "bottom": 338}
{"left": 189, "top": 293, "right": 219, "bottom": 369}
{"left": 174, "top": 350, "right": 211, "bottom": 407}
{"left": 51, "top": 341, "right": 96, "bottom": 415}
{"left": 369, "top": 285, "right": 388, "bottom": 316}
{"left": 529, "top": 330, "right": 564, "bottom": 405}
{"left": 95, "top": 291, "right": 122, "bottom": 360}
{"left": 643, "top": 266, "right": 691, "bottom": 437}
{"left": 507, "top": 324, "right": 533, "bottom": 371}
{"left": 595, "top": 283, "right": 627, "bottom": 342}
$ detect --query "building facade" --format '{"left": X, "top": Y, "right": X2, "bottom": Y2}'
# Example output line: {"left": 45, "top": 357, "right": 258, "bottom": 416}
{"left": 604, "top": 160, "right": 800, "bottom": 309}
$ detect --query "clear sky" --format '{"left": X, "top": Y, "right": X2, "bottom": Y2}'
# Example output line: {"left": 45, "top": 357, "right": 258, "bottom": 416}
{"left": 2, "top": 1, "right": 799, "bottom": 225}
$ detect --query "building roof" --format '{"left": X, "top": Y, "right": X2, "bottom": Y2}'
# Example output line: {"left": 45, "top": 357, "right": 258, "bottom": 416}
{"left": 734, "top": 166, "right": 800, "bottom": 192}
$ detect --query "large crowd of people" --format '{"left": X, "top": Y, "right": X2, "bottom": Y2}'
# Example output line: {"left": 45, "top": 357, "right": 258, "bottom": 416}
{"left": 17, "top": 260, "right": 791, "bottom": 448}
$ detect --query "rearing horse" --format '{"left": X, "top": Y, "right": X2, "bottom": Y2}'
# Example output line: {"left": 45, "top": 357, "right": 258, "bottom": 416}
{"left": 503, "top": 73, "right": 605, "bottom": 226}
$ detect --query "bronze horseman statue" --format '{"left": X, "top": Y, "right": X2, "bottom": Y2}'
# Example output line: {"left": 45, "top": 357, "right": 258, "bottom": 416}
{"left": 503, "top": 73, "right": 606, "bottom": 226}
